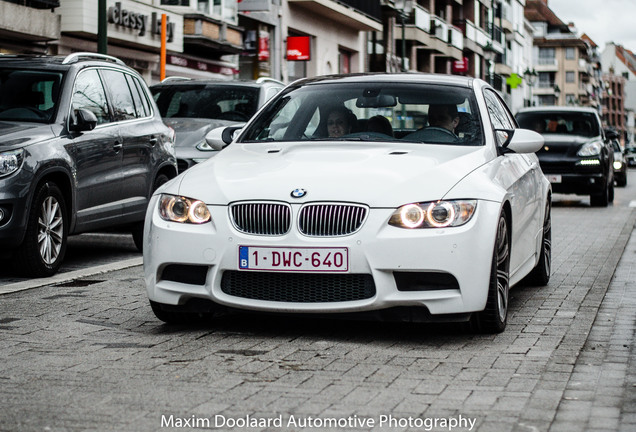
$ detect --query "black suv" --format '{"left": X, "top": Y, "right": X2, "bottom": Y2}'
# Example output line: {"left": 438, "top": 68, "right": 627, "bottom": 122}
{"left": 516, "top": 106, "right": 614, "bottom": 207}
{"left": 0, "top": 53, "right": 177, "bottom": 277}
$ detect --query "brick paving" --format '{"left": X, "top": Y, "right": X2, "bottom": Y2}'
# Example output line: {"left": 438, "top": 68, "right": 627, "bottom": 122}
{"left": 0, "top": 183, "right": 635, "bottom": 431}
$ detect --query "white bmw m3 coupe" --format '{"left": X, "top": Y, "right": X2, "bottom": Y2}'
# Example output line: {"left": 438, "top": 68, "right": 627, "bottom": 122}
{"left": 143, "top": 73, "right": 551, "bottom": 333}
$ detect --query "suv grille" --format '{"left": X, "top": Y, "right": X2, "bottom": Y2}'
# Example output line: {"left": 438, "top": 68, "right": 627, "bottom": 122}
{"left": 221, "top": 271, "right": 376, "bottom": 303}
{"left": 299, "top": 203, "right": 367, "bottom": 236}
{"left": 230, "top": 202, "right": 291, "bottom": 235}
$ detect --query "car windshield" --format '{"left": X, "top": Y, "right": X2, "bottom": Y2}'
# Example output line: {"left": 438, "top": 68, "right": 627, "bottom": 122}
{"left": 0, "top": 68, "right": 63, "bottom": 123}
{"left": 239, "top": 82, "right": 483, "bottom": 146}
{"left": 152, "top": 84, "right": 259, "bottom": 122}
{"left": 516, "top": 111, "right": 600, "bottom": 138}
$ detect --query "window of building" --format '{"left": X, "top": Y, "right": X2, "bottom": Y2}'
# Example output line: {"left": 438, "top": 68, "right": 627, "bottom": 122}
{"left": 566, "top": 94, "right": 577, "bottom": 105}
{"left": 538, "top": 47, "right": 555, "bottom": 65}
{"left": 566, "top": 71, "right": 575, "bottom": 83}
{"left": 565, "top": 47, "right": 575, "bottom": 60}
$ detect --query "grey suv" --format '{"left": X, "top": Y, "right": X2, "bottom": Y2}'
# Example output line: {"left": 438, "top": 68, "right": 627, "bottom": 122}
{"left": 150, "top": 77, "right": 283, "bottom": 172}
{"left": 0, "top": 53, "right": 177, "bottom": 277}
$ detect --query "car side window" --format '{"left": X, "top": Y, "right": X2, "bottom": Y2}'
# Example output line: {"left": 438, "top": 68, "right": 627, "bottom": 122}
{"left": 72, "top": 69, "right": 110, "bottom": 125}
{"left": 100, "top": 69, "right": 136, "bottom": 121}
{"left": 484, "top": 89, "right": 515, "bottom": 147}
{"left": 132, "top": 77, "right": 152, "bottom": 117}
{"left": 125, "top": 74, "right": 147, "bottom": 118}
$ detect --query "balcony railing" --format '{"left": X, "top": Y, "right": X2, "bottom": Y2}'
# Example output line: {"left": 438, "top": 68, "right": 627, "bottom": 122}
{"left": 414, "top": 4, "right": 431, "bottom": 33}
{"left": 338, "top": 0, "right": 382, "bottom": 20}
{"left": 431, "top": 15, "right": 448, "bottom": 42}
{"left": 449, "top": 25, "right": 463, "bottom": 50}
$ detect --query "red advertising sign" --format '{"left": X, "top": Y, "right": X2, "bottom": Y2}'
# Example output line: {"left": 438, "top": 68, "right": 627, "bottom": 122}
{"left": 452, "top": 57, "right": 469, "bottom": 73}
{"left": 258, "top": 31, "right": 270, "bottom": 61}
{"left": 287, "top": 36, "right": 311, "bottom": 61}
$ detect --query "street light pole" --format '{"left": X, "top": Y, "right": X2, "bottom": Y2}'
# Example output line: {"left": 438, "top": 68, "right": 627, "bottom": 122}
{"left": 483, "top": 43, "right": 497, "bottom": 85}
{"left": 395, "top": 0, "right": 413, "bottom": 73}
{"left": 524, "top": 68, "right": 538, "bottom": 107}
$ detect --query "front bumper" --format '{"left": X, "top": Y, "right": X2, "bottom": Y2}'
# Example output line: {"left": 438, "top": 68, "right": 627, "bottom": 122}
{"left": 0, "top": 170, "right": 32, "bottom": 250}
{"left": 143, "top": 197, "right": 502, "bottom": 318}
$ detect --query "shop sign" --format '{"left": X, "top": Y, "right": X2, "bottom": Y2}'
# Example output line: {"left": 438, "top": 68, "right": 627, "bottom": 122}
{"left": 168, "top": 55, "right": 238, "bottom": 76}
{"left": 108, "top": 2, "right": 175, "bottom": 42}
{"left": 258, "top": 31, "right": 270, "bottom": 62}
{"left": 452, "top": 57, "right": 469, "bottom": 73}
{"left": 287, "top": 36, "right": 310, "bottom": 61}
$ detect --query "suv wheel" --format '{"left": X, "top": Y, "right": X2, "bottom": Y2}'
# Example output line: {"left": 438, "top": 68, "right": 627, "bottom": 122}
{"left": 14, "top": 182, "right": 68, "bottom": 277}
{"left": 590, "top": 179, "right": 610, "bottom": 207}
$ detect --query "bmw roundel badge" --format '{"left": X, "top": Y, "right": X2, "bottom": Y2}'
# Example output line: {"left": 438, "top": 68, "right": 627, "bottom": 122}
{"left": 291, "top": 188, "right": 307, "bottom": 198}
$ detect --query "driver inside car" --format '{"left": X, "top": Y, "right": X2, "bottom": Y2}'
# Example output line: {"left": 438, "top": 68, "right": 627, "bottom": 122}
{"left": 327, "top": 106, "right": 356, "bottom": 138}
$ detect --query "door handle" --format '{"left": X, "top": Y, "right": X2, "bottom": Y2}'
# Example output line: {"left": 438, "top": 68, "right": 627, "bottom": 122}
{"left": 113, "top": 142, "right": 123, "bottom": 153}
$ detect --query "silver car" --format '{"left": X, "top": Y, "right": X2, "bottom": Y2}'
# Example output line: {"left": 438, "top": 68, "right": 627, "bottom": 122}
{"left": 151, "top": 77, "right": 283, "bottom": 173}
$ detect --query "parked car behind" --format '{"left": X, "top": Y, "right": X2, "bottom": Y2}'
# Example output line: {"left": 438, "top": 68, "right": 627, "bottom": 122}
{"left": 150, "top": 77, "right": 284, "bottom": 173}
{"left": 625, "top": 143, "right": 636, "bottom": 167}
{"left": 605, "top": 129, "right": 628, "bottom": 187}
{"left": 516, "top": 106, "right": 614, "bottom": 207}
{"left": 144, "top": 73, "right": 552, "bottom": 334}
{"left": 0, "top": 53, "right": 177, "bottom": 277}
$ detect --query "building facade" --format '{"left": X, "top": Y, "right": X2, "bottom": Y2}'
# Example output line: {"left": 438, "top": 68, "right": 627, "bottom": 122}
{"left": 0, "top": 0, "right": 60, "bottom": 55}
{"left": 601, "top": 42, "right": 636, "bottom": 145}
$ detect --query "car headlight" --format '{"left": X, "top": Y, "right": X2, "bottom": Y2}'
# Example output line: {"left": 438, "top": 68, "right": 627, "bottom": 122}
{"left": 196, "top": 141, "right": 215, "bottom": 151}
{"left": 0, "top": 149, "right": 24, "bottom": 177}
{"left": 389, "top": 200, "right": 477, "bottom": 229}
{"left": 159, "top": 194, "right": 211, "bottom": 224}
{"left": 614, "top": 160, "right": 623, "bottom": 170}
{"left": 577, "top": 142, "right": 602, "bottom": 157}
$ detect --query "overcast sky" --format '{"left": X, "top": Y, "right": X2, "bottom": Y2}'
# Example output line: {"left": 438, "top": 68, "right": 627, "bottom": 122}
{"left": 547, "top": 0, "right": 636, "bottom": 52}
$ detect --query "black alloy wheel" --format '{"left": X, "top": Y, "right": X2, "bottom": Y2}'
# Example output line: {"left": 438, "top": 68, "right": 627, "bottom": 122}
{"left": 472, "top": 212, "right": 511, "bottom": 334}
{"left": 527, "top": 199, "right": 551, "bottom": 286}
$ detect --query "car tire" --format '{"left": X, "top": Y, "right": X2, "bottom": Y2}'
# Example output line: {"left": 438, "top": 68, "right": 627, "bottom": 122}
{"left": 590, "top": 180, "right": 609, "bottom": 207}
{"left": 526, "top": 199, "right": 551, "bottom": 286}
{"left": 13, "top": 182, "right": 68, "bottom": 277}
{"left": 471, "top": 212, "right": 510, "bottom": 334}
{"left": 132, "top": 173, "right": 171, "bottom": 251}
{"left": 616, "top": 173, "right": 627, "bottom": 187}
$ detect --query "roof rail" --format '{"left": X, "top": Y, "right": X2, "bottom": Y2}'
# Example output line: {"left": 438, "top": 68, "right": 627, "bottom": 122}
{"left": 161, "top": 76, "right": 192, "bottom": 83}
{"left": 256, "top": 77, "right": 284, "bottom": 85}
{"left": 62, "top": 52, "right": 126, "bottom": 66}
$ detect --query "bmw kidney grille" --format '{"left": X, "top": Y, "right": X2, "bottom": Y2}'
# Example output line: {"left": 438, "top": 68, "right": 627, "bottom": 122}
{"left": 229, "top": 202, "right": 367, "bottom": 236}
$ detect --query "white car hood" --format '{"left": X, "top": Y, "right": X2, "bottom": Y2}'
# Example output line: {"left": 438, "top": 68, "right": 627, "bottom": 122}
{"left": 174, "top": 142, "right": 491, "bottom": 207}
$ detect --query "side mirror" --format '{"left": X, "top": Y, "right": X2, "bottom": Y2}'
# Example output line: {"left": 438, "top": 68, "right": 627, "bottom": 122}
{"left": 69, "top": 108, "right": 97, "bottom": 132}
{"left": 204, "top": 125, "right": 243, "bottom": 150}
{"left": 505, "top": 129, "right": 544, "bottom": 154}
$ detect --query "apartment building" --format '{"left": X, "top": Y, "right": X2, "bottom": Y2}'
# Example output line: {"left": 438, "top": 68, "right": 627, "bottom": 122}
{"left": 524, "top": 0, "right": 601, "bottom": 109}
{"left": 601, "top": 42, "right": 636, "bottom": 145}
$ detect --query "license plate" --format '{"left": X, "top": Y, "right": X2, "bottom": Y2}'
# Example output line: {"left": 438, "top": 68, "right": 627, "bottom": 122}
{"left": 238, "top": 246, "right": 349, "bottom": 272}
{"left": 546, "top": 174, "right": 562, "bottom": 184}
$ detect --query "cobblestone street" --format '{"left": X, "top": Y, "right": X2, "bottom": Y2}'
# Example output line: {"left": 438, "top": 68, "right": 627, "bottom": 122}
{"left": 1, "top": 187, "right": 635, "bottom": 431}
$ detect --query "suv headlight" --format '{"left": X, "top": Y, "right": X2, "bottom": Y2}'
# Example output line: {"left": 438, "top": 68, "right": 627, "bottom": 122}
{"left": 159, "top": 194, "right": 211, "bottom": 224}
{"left": 577, "top": 142, "right": 602, "bottom": 157}
{"left": 0, "top": 149, "right": 24, "bottom": 177}
{"left": 389, "top": 200, "right": 477, "bottom": 229}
